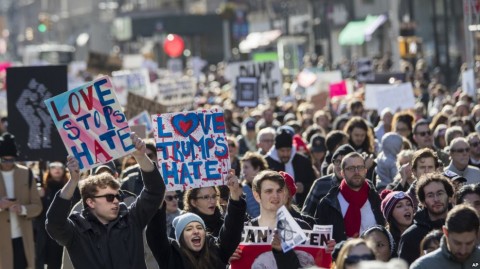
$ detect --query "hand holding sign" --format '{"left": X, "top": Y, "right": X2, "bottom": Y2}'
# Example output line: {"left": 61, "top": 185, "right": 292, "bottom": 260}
{"left": 130, "top": 133, "right": 155, "bottom": 173}
{"left": 226, "top": 169, "right": 242, "bottom": 201}
{"left": 67, "top": 155, "right": 80, "bottom": 181}
{"left": 271, "top": 229, "right": 282, "bottom": 252}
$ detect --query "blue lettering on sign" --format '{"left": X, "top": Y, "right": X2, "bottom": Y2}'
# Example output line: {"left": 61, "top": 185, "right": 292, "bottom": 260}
{"left": 205, "top": 160, "right": 221, "bottom": 179}
{"left": 71, "top": 143, "right": 93, "bottom": 169}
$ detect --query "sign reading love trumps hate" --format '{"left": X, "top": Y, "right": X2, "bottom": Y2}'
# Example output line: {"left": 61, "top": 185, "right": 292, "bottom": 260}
{"left": 153, "top": 109, "right": 230, "bottom": 191}
{"left": 44, "top": 76, "right": 135, "bottom": 171}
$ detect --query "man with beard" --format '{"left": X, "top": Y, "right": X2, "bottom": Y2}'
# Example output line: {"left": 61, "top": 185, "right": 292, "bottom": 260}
{"left": 410, "top": 204, "right": 480, "bottom": 268}
{"left": 398, "top": 173, "right": 454, "bottom": 265}
{"left": 265, "top": 127, "right": 316, "bottom": 207}
{"left": 445, "top": 137, "right": 480, "bottom": 184}
{"left": 314, "top": 152, "right": 385, "bottom": 242}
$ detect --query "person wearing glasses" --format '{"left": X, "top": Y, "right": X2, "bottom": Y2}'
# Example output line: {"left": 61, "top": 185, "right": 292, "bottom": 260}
{"left": 445, "top": 137, "right": 480, "bottom": 184}
{"left": 333, "top": 238, "right": 375, "bottom": 269}
{"left": 467, "top": 133, "right": 480, "bottom": 170}
{"left": 412, "top": 120, "right": 433, "bottom": 150}
{"left": 0, "top": 132, "right": 42, "bottom": 269}
{"left": 398, "top": 173, "right": 454, "bottom": 265}
{"left": 164, "top": 191, "right": 181, "bottom": 236}
{"left": 180, "top": 186, "right": 224, "bottom": 237}
{"left": 46, "top": 133, "right": 165, "bottom": 269}
{"left": 314, "top": 152, "right": 385, "bottom": 242}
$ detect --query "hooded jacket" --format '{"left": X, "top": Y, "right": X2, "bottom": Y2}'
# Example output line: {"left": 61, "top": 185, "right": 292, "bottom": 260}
{"left": 397, "top": 208, "right": 446, "bottom": 265}
{"left": 410, "top": 235, "right": 480, "bottom": 269}
{"left": 265, "top": 148, "right": 316, "bottom": 207}
{"left": 375, "top": 133, "right": 403, "bottom": 189}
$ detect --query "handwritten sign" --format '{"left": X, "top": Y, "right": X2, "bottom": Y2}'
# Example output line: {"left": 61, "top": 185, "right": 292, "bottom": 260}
{"left": 364, "top": 83, "right": 416, "bottom": 113}
{"left": 230, "top": 225, "right": 333, "bottom": 269}
{"left": 154, "top": 76, "right": 196, "bottom": 109}
{"left": 153, "top": 108, "right": 230, "bottom": 191}
{"left": 44, "top": 76, "right": 135, "bottom": 171}
{"left": 225, "top": 60, "right": 282, "bottom": 101}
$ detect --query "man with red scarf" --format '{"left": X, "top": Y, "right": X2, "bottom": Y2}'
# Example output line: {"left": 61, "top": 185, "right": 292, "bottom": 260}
{"left": 313, "top": 152, "right": 385, "bottom": 242}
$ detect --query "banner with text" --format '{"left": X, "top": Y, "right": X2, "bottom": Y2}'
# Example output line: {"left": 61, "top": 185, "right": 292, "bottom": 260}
{"left": 153, "top": 108, "right": 230, "bottom": 191}
{"left": 6, "top": 66, "right": 68, "bottom": 161}
{"left": 230, "top": 225, "right": 333, "bottom": 269}
{"left": 45, "top": 76, "right": 135, "bottom": 171}
{"left": 364, "top": 83, "right": 416, "bottom": 113}
{"left": 225, "top": 60, "right": 282, "bottom": 101}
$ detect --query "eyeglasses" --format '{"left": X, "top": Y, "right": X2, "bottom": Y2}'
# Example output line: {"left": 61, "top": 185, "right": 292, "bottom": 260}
{"left": 415, "top": 130, "right": 431, "bottom": 137}
{"left": 450, "top": 147, "right": 470, "bottom": 154}
{"left": 470, "top": 141, "right": 480, "bottom": 148}
{"left": 0, "top": 157, "right": 15, "bottom": 163}
{"left": 93, "top": 193, "right": 123, "bottom": 202}
{"left": 344, "top": 254, "right": 376, "bottom": 265}
{"left": 195, "top": 194, "right": 218, "bottom": 201}
{"left": 343, "top": 165, "right": 366, "bottom": 172}
{"left": 425, "top": 190, "right": 446, "bottom": 200}
{"left": 165, "top": 195, "right": 179, "bottom": 202}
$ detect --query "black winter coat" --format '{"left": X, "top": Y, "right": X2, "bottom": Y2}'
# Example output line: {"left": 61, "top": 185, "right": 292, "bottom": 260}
{"left": 313, "top": 183, "right": 385, "bottom": 242}
{"left": 46, "top": 168, "right": 165, "bottom": 269}
{"left": 146, "top": 197, "right": 247, "bottom": 269}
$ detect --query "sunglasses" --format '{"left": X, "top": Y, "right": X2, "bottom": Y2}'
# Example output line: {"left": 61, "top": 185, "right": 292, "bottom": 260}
{"left": 196, "top": 194, "right": 218, "bottom": 201}
{"left": 0, "top": 157, "right": 15, "bottom": 163}
{"left": 415, "top": 131, "right": 431, "bottom": 137}
{"left": 450, "top": 147, "right": 470, "bottom": 154}
{"left": 165, "top": 195, "right": 179, "bottom": 202}
{"left": 470, "top": 141, "right": 480, "bottom": 148}
{"left": 344, "top": 254, "right": 376, "bottom": 265}
{"left": 93, "top": 193, "right": 123, "bottom": 202}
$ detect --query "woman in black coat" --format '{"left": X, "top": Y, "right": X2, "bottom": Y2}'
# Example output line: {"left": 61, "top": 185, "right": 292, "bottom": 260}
{"left": 146, "top": 171, "right": 246, "bottom": 269}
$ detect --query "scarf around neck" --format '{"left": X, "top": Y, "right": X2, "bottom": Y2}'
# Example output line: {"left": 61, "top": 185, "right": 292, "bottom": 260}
{"left": 339, "top": 179, "right": 369, "bottom": 237}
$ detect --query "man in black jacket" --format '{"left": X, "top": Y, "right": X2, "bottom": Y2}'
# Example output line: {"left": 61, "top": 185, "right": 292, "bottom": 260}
{"left": 265, "top": 126, "right": 316, "bottom": 207}
{"left": 46, "top": 134, "right": 165, "bottom": 269}
{"left": 314, "top": 152, "right": 385, "bottom": 242}
{"left": 398, "top": 172, "right": 454, "bottom": 265}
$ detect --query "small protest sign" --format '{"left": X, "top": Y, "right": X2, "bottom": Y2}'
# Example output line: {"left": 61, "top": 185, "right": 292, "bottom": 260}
{"left": 462, "top": 69, "right": 476, "bottom": 97}
{"left": 152, "top": 108, "right": 230, "bottom": 191}
{"left": 6, "top": 65, "right": 68, "bottom": 161}
{"left": 128, "top": 111, "right": 153, "bottom": 134}
{"left": 364, "top": 83, "right": 416, "bottom": 113}
{"left": 154, "top": 76, "right": 196, "bottom": 111}
{"left": 44, "top": 76, "right": 135, "bottom": 171}
{"left": 329, "top": 80, "right": 347, "bottom": 98}
{"left": 307, "top": 70, "right": 342, "bottom": 97}
{"left": 112, "top": 69, "right": 151, "bottom": 106}
{"left": 236, "top": 77, "right": 259, "bottom": 107}
{"left": 225, "top": 60, "right": 282, "bottom": 101}
{"left": 276, "top": 206, "right": 308, "bottom": 252}
{"left": 356, "top": 58, "right": 374, "bottom": 82}
{"left": 230, "top": 225, "right": 333, "bottom": 269}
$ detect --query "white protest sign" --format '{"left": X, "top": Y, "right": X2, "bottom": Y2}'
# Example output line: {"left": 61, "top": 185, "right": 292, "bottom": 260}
{"left": 112, "top": 69, "right": 151, "bottom": 106}
{"left": 276, "top": 206, "right": 308, "bottom": 252}
{"left": 225, "top": 60, "right": 282, "bottom": 101}
{"left": 307, "top": 70, "right": 342, "bottom": 97}
{"left": 364, "top": 83, "right": 416, "bottom": 112}
{"left": 154, "top": 76, "right": 196, "bottom": 111}
{"left": 462, "top": 68, "right": 476, "bottom": 97}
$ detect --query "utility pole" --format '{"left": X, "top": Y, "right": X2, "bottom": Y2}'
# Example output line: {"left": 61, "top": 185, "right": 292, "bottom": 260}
{"left": 389, "top": 0, "right": 401, "bottom": 71}
{"left": 464, "top": 0, "right": 475, "bottom": 69}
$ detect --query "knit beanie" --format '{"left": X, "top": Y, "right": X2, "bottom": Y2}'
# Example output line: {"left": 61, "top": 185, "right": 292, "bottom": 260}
{"left": 331, "top": 144, "right": 355, "bottom": 162}
{"left": 0, "top": 132, "right": 18, "bottom": 157}
{"left": 275, "top": 128, "right": 293, "bottom": 149}
{"left": 361, "top": 225, "right": 395, "bottom": 256}
{"left": 172, "top": 213, "right": 206, "bottom": 241}
{"left": 380, "top": 190, "right": 413, "bottom": 220}
{"left": 279, "top": 171, "right": 297, "bottom": 197}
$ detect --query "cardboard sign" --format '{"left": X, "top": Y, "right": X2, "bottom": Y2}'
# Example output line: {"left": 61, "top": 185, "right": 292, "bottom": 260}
{"left": 364, "top": 83, "right": 416, "bottom": 113}
{"left": 125, "top": 92, "right": 166, "bottom": 120}
{"left": 153, "top": 109, "right": 230, "bottom": 191}
{"left": 112, "top": 69, "right": 151, "bottom": 106}
{"left": 86, "top": 51, "right": 122, "bottom": 75}
{"left": 230, "top": 225, "right": 333, "bottom": 269}
{"left": 225, "top": 60, "right": 282, "bottom": 101}
{"left": 129, "top": 111, "right": 153, "bottom": 134}
{"left": 236, "top": 77, "right": 259, "bottom": 107}
{"left": 44, "top": 76, "right": 135, "bottom": 171}
{"left": 6, "top": 66, "right": 68, "bottom": 161}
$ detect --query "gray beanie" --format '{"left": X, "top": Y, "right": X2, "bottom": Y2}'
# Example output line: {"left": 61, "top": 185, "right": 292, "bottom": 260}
{"left": 172, "top": 213, "right": 206, "bottom": 241}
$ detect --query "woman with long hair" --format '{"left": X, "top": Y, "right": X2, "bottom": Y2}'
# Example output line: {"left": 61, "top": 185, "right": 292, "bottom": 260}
{"left": 240, "top": 151, "right": 268, "bottom": 218}
{"left": 35, "top": 162, "right": 69, "bottom": 269}
{"left": 392, "top": 111, "right": 415, "bottom": 146}
{"left": 334, "top": 238, "right": 375, "bottom": 269}
{"left": 146, "top": 171, "right": 245, "bottom": 269}
{"left": 343, "top": 117, "right": 375, "bottom": 155}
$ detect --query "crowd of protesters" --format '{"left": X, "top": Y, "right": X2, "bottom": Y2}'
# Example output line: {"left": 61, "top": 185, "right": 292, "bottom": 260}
{"left": 2, "top": 54, "right": 480, "bottom": 269}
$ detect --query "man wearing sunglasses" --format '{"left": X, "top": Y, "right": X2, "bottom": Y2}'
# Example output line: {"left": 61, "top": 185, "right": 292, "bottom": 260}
{"left": 467, "top": 133, "right": 480, "bottom": 170}
{"left": 46, "top": 133, "right": 165, "bottom": 269}
{"left": 412, "top": 120, "right": 433, "bottom": 150}
{"left": 445, "top": 137, "right": 480, "bottom": 184}
{"left": 0, "top": 132, "right": 42, "bottom": 269}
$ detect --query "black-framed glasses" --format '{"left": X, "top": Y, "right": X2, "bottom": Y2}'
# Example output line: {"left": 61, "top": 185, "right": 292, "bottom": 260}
{"left": 93, "top": 193, "right": 123, "bottom": 202}
{"left": 0, "top": 157, "right": 15, "bottom": 163}
{"left": 344, "top": 254, "right": 375, "bottom": 265}
{"left": 450, "top": 147, "right": 470, "bottom": 154}
{"left": 343, "top": 165, "right": 366, "bottom": 172}
{"left": 415, "top": 130, "right": 431, "bottom": 137}
{"left": 195, "top": 194, "right": 218, "bottom": 201}
{"left": 165, "top": 195, "right": 179, "bottom": 202}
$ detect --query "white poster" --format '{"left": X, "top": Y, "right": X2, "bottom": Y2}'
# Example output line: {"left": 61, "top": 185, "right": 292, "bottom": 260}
{"left": 276, "top": 206, "right": 308, "bottom": 252}
{"left": 307, "top": 70, "right": 343, "bottom": 97}
{"left": 112, "top": 69, "right": 151, "bottom": 105}
{"left": 462, "top": 68, "right": 476, "bottom": 97}
{"left": 364, "top": 83, "right": 416, "bottom": 112}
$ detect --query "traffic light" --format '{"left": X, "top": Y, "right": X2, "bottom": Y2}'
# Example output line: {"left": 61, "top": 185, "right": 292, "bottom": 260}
{"left": 38, "top": 14, "right": 50, "bottom": 33}
{"left": 38, "top": 23, "right": 47, "bottom": 33}
{"left": 398, "top": 36, "right": 422, "bottom": 58}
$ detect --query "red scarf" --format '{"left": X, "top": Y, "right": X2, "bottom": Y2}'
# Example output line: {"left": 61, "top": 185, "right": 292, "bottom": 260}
{"left": 339, "top": 179, "right": 369, "bottom": 238}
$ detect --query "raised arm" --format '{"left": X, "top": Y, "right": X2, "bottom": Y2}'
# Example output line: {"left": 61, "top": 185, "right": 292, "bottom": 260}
{"left": 146, "top": 204, "right": 171, "bottom": 268}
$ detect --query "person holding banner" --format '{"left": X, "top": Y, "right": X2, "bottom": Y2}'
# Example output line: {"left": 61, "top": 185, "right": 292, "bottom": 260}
{"left": 46, "top": 133, "right": 165, "bottom": 269}
{"left": 145, "top": 170, "right": 246, "bottom": 269}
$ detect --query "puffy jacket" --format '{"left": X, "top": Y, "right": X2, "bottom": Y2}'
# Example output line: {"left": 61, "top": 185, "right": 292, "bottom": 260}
{"left": 46, "top": 168, "right": 165, "bottom": 269}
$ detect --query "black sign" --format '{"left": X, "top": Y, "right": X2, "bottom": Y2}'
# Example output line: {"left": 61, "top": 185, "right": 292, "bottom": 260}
{"left": 236, "top": 77, "right": 259, "bottom": 108}
{"left": 6, "top": 66, "right": 68, "bottom": 161}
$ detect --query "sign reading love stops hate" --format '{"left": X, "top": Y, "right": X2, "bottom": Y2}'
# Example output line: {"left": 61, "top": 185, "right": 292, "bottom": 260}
{"left": 153, "top": 108, "right": 230, "bottom": 191}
